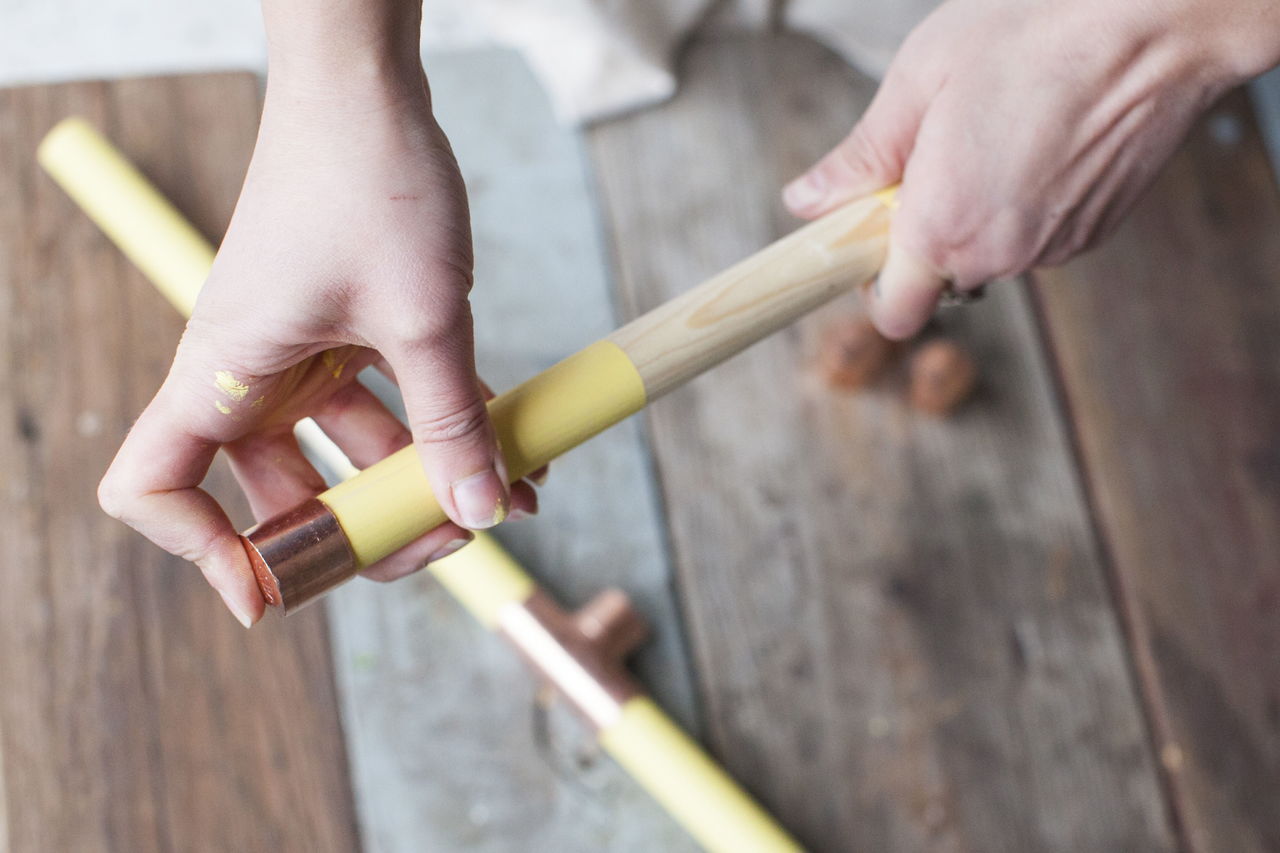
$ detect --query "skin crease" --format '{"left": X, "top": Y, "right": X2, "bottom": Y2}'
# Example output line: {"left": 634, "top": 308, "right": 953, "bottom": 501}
{"left": 784, "top": 0, "right": 1280, "bottom": 340}
{"left": 96, "top": 0, "right": 539, "bottom": 628}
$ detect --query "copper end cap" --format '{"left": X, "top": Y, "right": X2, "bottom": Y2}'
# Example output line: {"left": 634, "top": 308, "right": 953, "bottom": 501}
{"left": 240, "top": 498, "right": 358, "bottom": 614}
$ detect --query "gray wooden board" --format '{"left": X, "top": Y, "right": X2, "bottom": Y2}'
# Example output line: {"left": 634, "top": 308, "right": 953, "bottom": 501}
{"left": 324, "top": 48, "right": 701, "bottom": 852}
{"left": 587, "top": 34, "right": 1176, "bottom": 851}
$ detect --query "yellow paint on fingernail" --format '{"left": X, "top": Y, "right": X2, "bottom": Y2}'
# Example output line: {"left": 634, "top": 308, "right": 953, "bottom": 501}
{"left": 214, "top": 370, "right": 250, "bottom": 401}
{"left": 214, "top": 400, "right": 232, "bottom": 415}
{"left": 492, "top": 502, "right": 509, "bottom": 526}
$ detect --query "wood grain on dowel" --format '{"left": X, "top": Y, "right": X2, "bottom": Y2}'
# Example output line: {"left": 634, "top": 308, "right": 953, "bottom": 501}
{"left": 611, "top": 192, "right": 890, "bottom": 397}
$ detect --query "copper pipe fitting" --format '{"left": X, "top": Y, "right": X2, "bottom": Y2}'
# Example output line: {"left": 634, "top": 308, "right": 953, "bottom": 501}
{"left": 240, "top": 498, "right": 358, "bottom": 614}
{"left": 497, "top": 588, "right": 648, "bottom": 731}
{"left": 573, "top": 588, "right": 650, "bottom": 664}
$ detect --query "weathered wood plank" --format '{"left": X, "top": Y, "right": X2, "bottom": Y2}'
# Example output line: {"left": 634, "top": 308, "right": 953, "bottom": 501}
{"left": 0, "top": 74, "right": 359, "bottom": 853}
{"left": 1035, "top": 89, "right": 1280, "bottom": 853}
{"left": 325, "top": 48, "right": 702, "bottom": 852}
{"left": 588, "top": 33, "right": 1175, "bottom": 851}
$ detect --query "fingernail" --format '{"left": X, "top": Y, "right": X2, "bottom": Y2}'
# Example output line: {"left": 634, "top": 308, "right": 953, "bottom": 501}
{"left": 451, "top": 466, "right": 509, "bottom": 529}
{"left": 427, "top": 534, "right": 473, "bottom": 563}
{"left": 510, "top": 508, "right": 534, "bottom": 521}
{"left": 218, "top": 590, "right": 254, "bottom": 629}
{"left": 783, "top": 171, "right": 827, "bottom": 212}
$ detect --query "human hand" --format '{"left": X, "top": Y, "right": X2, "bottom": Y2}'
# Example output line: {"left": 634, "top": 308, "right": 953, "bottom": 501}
{"left": 97, "top": 58, "right": 538, "bottom": 628}
{"left": 784, "top": 0, "right": 1280, "bottom": 339}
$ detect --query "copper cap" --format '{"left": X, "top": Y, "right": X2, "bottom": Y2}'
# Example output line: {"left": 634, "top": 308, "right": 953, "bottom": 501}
{"left": 240, "top": 498, "right": 357, "bottom": 614}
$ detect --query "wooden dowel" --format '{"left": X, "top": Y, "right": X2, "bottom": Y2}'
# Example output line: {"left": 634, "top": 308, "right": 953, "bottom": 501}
{"left": 610, "top": 192, "right": 890, "bottom": 398}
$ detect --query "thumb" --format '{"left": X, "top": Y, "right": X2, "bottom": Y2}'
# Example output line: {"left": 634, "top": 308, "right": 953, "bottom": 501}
{"left": 783, "top": 67, "right": 926, "bottom": 219}
{"left": 380, "top": 302, "right": 510, "bottom": 531}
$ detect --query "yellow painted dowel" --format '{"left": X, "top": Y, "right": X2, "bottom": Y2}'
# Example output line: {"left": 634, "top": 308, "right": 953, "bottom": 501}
{"left": 429, "top": 531, "right": 535, "bottom": 629}
{"left": 38, "top": 117, "right": 214, "bottom": 317}
{"left": 318, "top": 340, "right": 647, "bottom": 567}
{"left": 310, "top": 191, "right": 889, "bottom": 572}
{"left": 602, "top": 697, "right": 803, "bottom": 853}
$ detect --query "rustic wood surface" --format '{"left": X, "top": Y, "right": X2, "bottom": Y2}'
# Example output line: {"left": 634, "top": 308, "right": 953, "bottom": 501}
{"left": 325, "top": 49, "right": 702, "bottom": 853}
{"left": 0, "top": 74, "right": 359, "bottom": 853}
{"left": 587, "top": 34, "right": 1175, "bottom": 851}
{"left": 4, "top": 38, "right": 1278, "bottom": 853}
{"left": 1036, "top": 89, "right": 1280, "bottom": 853}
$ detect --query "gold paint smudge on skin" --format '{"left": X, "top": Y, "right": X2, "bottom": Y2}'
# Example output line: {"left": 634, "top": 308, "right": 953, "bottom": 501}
{"left": 214, "top": 401, "right": 232, "bottom": 415}
{"left": 251, "top": 396, "right": 266, "bottom": 408}
{"left": 214, "top": 370, "right": 250, "bottom": 401}
{"left": 321, "top": 349, "right": 351, "bottom": 380}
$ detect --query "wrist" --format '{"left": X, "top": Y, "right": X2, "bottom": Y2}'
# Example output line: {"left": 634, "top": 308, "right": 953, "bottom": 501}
{"left": 1222, "top": 3, "right": 1280, "bottom": 79}
{"left": 263, "top": 1, "right": 425, "bottom": 104}
{"left": 1158, "top": 0, "right": 1280, "bottom": 82}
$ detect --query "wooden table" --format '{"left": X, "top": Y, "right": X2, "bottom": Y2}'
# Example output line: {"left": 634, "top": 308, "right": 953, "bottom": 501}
{"left": 1, "top": 33, "right": 1276, "bottom": 853}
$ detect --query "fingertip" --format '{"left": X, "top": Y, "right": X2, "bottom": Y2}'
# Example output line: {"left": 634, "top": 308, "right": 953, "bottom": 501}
{"left": 217, "top": 588, "right": 255, "bottom": 629}
{"left": 783, "top": 171, "right": 829, "bottom": 218}
{"left": 198, "top": 538, "right": 267, "bottom": 628}
{"left": 510, "top": 479, "right": 539, "bottom": 519}
{"left": 867, "top": 240, "right": 947, "bottom": 341}
{"left": 447, "top": 460, "right": 510, "bottom": 530}
{"left": 199, "top": 548, "right": 267, "bottom": 627}
{"left": 359, "top": 523, "right": 474, "bottom": 583}
{"left": 870, "top": 298, "right": 933, "bottom": 341}
{"left": 385, "top": 341, "right": 509, "bottom": 532}
{"left": 427, "top": 531, "right": 475, "bottom": 563}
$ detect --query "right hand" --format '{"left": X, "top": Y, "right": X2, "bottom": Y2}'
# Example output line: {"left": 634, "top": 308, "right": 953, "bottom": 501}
{"left": 784, "top": 0, "right": 1280, "bottom": 339}
{"left": 98, "top": 63, "right": 537, "bottom": 628}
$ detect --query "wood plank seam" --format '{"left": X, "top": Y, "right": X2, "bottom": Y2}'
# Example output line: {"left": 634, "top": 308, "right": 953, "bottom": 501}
{"left": 1031, "top": 87, "right": 1280, "bottom": 852}
{"left": 1026, "top": 278, "right": 1192, "bottom": 853}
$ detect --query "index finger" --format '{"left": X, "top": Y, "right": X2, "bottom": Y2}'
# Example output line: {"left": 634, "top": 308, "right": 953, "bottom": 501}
{"left": 98, "top": 375, "right": 266, "bottom": 628}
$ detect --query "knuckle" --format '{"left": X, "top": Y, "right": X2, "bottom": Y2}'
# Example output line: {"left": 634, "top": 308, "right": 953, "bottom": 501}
{"left": 409, "top": 398, "right": 489, "bottom": 447}
{"left": 900, "top": 197, "right": 1037, "bottom": 284}
{"left": 435, "top": 247, "right": 475, "bottom": 295}
{"left": 382, "top": 297, "right": 473, "bottom": 352}
{"left": 896, "top": 211, "right": 954, "bottom": 274}
{"left": 832, "top": 128, "right": 889, "bottom": 183}
{"left": 177, "top": 523, "right": 226, "bottom": 566}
